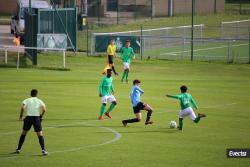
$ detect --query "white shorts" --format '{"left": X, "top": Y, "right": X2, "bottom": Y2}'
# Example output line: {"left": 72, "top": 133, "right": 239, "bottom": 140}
{"left": 179, "top": 107, "right": 197, "bottom": 121}
{"left": 123, "top": 62, "right": 130, "bottom": 69}
{"left": 101, "top": 95, "right": 116, "bottom": 104}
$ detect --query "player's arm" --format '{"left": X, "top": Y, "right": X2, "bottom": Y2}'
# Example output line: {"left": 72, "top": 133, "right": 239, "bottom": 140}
{"left": 136, "top": 86, "right": 144, "bottom": 95}
{"left": 191, "top": 96, "right": 198, "bottom": 110}
{"left": 98, "top": 79, "right": 104, "bottom": 97}
{"left": 166, "top": 94, "right": 180, "bottom": 99}
{"left": 131, "top": 48, "right": 135, "bottom": 59}
{"left": 106, "top": 45, "right": 110, "bottom": 55}
{"left": 117, "top": 47, "right": 123, "bottom": 59}
{"left": 40, "top": 101, "right": 46, "bottom": 118}
{"left": 111, "top": 85, "right": 115, "bottom": 94}
{"left": 19, "top": 104, "right": 25, "bottom": 121}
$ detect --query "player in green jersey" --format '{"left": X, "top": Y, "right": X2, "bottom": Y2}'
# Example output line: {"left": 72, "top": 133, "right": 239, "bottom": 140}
{"left": 119, "top": 40, "right": 135, "bottom": 83}
{"left": 166, "top": 85, "right": 206, "bottom": 130}
{"left": 98, "top": 69, "right": 117, "bottom": 120}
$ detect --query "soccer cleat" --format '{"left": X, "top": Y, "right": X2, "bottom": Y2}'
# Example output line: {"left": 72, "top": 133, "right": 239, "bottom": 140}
{"left": 145, "top": 121, "right": 153, "bottom": 125}
{"left": 177, "top": 126, "right": 182, "bottom": 131}
{"left": 14, "top": 149, "right": 21, "bottom": 154}
{"left": 42, "top": 150, "right": 48, "bottom": 156}
{"left": 198, "top": 113, "right": 206, "bottom": 118}
{"left": 98, "top": 116, "right": 104, "bottom": 120}
{"left": 122, "top": 120, "right": 127, "bottom": 127}
{"left": 104, "top": 112, "right": 112, "bottom": 119}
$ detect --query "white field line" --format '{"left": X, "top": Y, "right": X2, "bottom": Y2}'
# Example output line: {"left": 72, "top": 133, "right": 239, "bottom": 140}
{"left": 160, "top": 43, "right": 247, "bottom": 56}
{"left": 0, "top": 121, "right": 122, "bottom": 159}
{"left": 0, "top": 102, "right": 238, "bottom": 159}
{"left": 0, "top": 102, "right": 237, "bottom": 136}
{"left": 222, "top": 19, "right": 250, "bottom": 24}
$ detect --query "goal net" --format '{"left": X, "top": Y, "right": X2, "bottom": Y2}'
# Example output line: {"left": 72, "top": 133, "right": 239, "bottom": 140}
{"left": 91, "top": 24, "right": 204, "bottom": 59}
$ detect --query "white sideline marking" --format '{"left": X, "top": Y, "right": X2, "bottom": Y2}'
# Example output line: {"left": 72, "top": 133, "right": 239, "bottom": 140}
{"left": 160, "top": 43, "right": 247, "bottom": 56}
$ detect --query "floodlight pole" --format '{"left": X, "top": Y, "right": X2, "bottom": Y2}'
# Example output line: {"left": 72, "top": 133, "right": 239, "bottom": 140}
{"left": 29, "top": 0, "right": 31, "bottom": 12}
{"left": 117, "top": 0, "right": 119, "bottom": 24}
{"left": 249, "top": 27, "right": 250, "bottom": 64}
{"left": 191, "top": 0, "right": 195, "bottom": 61}
{"left": 151, "top": 0, "right": 153, "bottom": 20}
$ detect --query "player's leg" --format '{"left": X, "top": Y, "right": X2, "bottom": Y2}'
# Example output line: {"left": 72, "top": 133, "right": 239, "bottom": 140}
{"left": 178, "top": 110, "right": 187, "bottom": 130}
{"left": 34, "top": 117, "right": 48, "bottom": 155}
{"left": 104, "top": 95, "right": 117, "bottom": 119}
{"left": 125, "top": 69, "right": 129, "bottom": 83}
{"left": 122, "top": 105, "right": 142, "bottom": 126}
{"left": 124, "top": 63, "right": 130, "bottom": 83}
{"left": 16, "top": 117, "right": 31, "bottom": 153}
{"left": 122, "top": 112, "right": 142, "bottom": 127}
{"left": 178, "top": 118, "right": 183, "bottom": 130}
{"left": 121, "top": 63, "right": 128, "bottom": 82}
{"left": 191, "top": 110, "right": 206, "bottom": 123}
{"left": 108, "top": 55, "right": 118, "bottom": 75}
{"left": 143, "top": 104, "right": 154, "bottom": 125}
{"left": 99, "top": 96, "right": 107, "bottom": 120}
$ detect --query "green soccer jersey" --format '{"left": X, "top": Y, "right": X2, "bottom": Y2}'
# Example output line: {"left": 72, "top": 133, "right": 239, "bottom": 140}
{"left": 168, "top": 93, "right": 198, "bottom": 110}
{"left": 98, "top": 76, "right": 114, "bottom": 96}
{"left": 119, "top": 47, "right": 135, "bottom": 63}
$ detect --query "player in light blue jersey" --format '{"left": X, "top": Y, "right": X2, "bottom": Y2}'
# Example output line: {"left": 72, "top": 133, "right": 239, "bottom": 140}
{"left": 122, "top": 79, "right": 154, "bottom": 127}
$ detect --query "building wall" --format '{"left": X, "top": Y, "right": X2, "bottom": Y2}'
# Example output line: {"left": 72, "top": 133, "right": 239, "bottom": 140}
{"left": 0, "top": 0, "right": 17, "bottom": 14}
{"left": 173, "top": 0, "right": 225, "bottom": 16}
{"left": 153, "top": 0, "right": 169, "bottom": 17}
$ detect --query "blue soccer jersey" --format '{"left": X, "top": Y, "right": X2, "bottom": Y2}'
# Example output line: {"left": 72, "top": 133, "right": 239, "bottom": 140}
{"left": 130, "top": 85, "right": 144, "bottom": 107}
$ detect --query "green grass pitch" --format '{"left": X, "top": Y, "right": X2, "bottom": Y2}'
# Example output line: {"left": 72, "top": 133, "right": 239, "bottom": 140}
{"left": 0, "top": 56, "right": 250, "bottom": 167}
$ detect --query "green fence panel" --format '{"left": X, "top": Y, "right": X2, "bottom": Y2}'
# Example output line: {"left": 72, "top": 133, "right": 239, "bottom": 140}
{"left": 38, "top": 8, "right": 77, "bottom": 50}
{"left": 95, "top": 36, "right": 140, "bottom": 53}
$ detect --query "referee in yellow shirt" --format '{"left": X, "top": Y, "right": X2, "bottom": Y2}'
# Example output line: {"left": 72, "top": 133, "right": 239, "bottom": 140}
{"left": 107, "top": 39, "right": 119, "bottom": 76}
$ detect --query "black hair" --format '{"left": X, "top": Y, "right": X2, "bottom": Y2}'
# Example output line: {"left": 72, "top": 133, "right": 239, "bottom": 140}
{"left": 126, "top": 40, "right": 131, "bottom": 43}
{"left": 180, "top": 85, "right": 187, "bottom": 93}
{"left": 31, "top": 89, "right": 38, "bottom": 97}
{"left": 133, "top": 79, "right": 141, "bottom": 85}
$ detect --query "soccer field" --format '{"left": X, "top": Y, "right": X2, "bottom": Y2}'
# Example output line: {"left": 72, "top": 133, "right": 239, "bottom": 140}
{"left": 0, "top": 56, "right": 250, "bottom": 167}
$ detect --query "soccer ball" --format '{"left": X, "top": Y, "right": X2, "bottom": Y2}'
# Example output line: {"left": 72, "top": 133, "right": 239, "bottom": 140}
{"left": 169, "top": 121, "right": 177, "bottom": 129}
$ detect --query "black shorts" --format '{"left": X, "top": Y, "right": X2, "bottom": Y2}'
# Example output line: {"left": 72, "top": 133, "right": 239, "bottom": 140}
{"left": 133, "top": 102, "right": 146, "bottom": 114}
{"left": 23, "top": 116, "right": 42, "bottom": 132}
{"left": 108, "top": 55, "right": 114, "bottom": 64}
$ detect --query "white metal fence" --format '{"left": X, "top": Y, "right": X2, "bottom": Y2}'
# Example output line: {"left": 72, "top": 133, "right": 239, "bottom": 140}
{"left": 0, "top": 45, "right": 67, "bottom": 69}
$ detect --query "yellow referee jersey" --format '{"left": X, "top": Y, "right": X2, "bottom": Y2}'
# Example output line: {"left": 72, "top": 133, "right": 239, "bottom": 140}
{"left": 107, "top": 44, "right": 116, "bottom": 56}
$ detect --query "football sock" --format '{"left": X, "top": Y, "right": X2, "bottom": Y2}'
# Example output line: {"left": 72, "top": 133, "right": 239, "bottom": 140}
{"left": 112, "top": 66, "right": 117, "bottom": 75}
{"left": 124, "top": 118, "right": 140, "bottom": 123}
{"left": 38, "top": 136, "right": 45, "bottom": 150}
{"left": 146, "top": 110, "right": 152, "bottom": 122}
{"left": 179, "top": 118, "right": 183, "bottom": 130}
{"left": 125, "top": 71, "right": 129, "bottom": 82}
{"left": 194, "top": 117, "right": 200, "bottom": 123}
{"left": 121, "top": 70, "right": 126, "bottom": 81}
{"left": 99, "top": 104, "right": 106, "bottom": 116}
{"left": 17, "top": 134, "right": 26, "bottom": 150}
{"left": 106, "top": 103, "right": 116, "bottom": 113}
